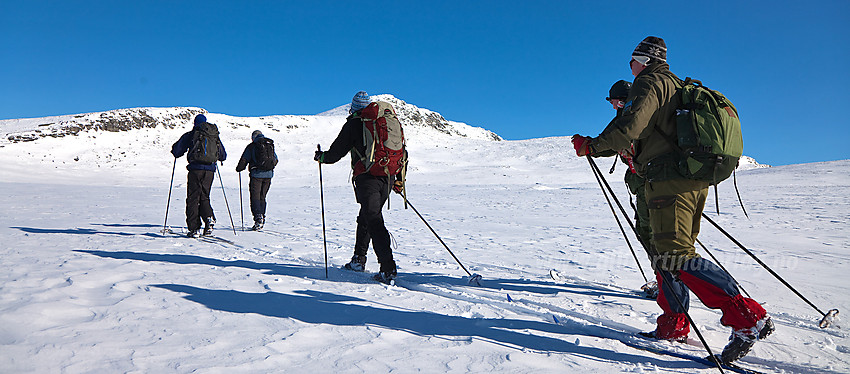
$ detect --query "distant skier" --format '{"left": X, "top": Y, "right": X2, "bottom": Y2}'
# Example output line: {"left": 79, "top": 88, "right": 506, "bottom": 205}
{"left": 572, "top": 36, "right": 773, "bottom": 363}
{"left": 235, "top": 130, "right": 278, "bottom": 231}
{"left": 314, "top": 91, "right": 407, "bottom": 284}
{"left": 595, "top": 80, "right": 658, "bottom": 298}
{"left": 171, "top": 114, "right": 227, "bottom": 237}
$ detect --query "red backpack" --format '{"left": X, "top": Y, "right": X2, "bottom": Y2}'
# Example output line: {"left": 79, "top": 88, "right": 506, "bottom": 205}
{"left": 354, "top": 101, "right": 407, "bottom": 177}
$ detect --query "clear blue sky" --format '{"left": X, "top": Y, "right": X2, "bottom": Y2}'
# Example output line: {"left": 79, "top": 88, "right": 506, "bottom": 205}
{"left": 2, "top": 1, "right": 848, "bottom": 165}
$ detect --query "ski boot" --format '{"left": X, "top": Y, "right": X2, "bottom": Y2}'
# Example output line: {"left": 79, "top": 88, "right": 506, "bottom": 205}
{"left": 202, "top": 217, "right": 215, "bottom": 236}
{"left": 343, "top": 255, "right": 367, "bottom": 272}
{"left": 641, "top": 281, "right": 659, "bottom": 299}
{"left": 251, "top": 215, "right": 265, "bottom": 231}
{"left": 187, "top": 229, "right": 200, "bottom": 238}
{"left": 720, "top": 316, "right": 775, "bottom": 364}
{"left": 373, "top": 269, "right": 397, "bottom": 285}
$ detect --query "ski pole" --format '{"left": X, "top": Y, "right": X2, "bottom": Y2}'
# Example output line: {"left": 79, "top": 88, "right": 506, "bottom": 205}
{"left": 162, "top": 158, "right": 177, "bottom": 234}
{"left": 587, "top": 156, "right": 649, "bottom": 283}
{"left": 216, "top": 166, "right": 238, "bottom": 236}
{"left": 399, "top": 194, "right": 482, "bottom": 285}
{"left": 701, "top": 213, "right": 840, "bottom": 328}
{"left": 318, "top": 145, "right": 328, "bottom": 279}
{"left": 586, "top": 156, "right": 725, "bottom": 373}
{"left": 239, "top": 172, "right": 244, "bottom": 231}
{"left": 695, "top": 238, "right": 752, "bottom": 298}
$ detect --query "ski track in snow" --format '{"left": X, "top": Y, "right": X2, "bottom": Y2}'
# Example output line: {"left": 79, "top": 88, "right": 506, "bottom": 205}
{"left": 1, "top": 106, "right": 848, "bottom": 373}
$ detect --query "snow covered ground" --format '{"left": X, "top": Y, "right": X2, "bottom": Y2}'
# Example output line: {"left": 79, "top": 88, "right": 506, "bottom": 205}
{"left": 0, "top": 102, "right": 848, "bottom": 373}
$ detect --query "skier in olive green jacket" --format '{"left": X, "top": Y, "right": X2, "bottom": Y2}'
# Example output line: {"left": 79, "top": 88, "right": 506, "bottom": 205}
{"left": 572, "top": 36, "right": 773, "bottom": 364}
{"left": 599, "top": 80, "right": 653, "bottom": 256}
{"left": 594, "top": 80, "right": 657, "bottom": 299}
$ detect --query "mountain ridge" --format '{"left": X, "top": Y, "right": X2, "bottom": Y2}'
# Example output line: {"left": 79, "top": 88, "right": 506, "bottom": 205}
{"left": 1, "top": 94, "right": 501, "bottom": 145}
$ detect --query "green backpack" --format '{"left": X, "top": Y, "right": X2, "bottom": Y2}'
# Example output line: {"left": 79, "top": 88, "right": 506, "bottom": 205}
{"left": 656, "top": 76, "right": 743, "bottom": 185}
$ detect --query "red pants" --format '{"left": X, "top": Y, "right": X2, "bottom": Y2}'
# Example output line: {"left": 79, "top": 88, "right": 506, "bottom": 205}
{"left": 655, "top": 258, "right": 767, "bottom": 340}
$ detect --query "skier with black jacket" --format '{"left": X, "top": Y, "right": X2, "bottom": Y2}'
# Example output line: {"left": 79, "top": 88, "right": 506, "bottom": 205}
{"left": 171, "top": 114, "right": 227, "bottom": 237}
{"left": 236, "top": 130, "right": 278, "bottom": 230}
{"left": 314, "top": 91, "right": 405, "bottom": 283}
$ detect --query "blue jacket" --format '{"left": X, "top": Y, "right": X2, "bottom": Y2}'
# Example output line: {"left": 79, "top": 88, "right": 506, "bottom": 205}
{"left": 171, "top": 122, "right": 227, "bottom": 171}
{"left": 235, "top": 134, "right": 277, "bottom": 178}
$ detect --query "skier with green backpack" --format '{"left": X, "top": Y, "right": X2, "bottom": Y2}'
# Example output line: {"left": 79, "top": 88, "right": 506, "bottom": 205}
{"left": 572, "top": 36, "right": 772, "bottom": 364}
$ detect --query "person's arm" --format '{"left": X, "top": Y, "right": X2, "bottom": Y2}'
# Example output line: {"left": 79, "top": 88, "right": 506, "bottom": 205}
{"left": 171, "top": 132, "right": 191, "bottom": 158}
{"left": 235, "top": 144, "right": 251, "bottom": 172}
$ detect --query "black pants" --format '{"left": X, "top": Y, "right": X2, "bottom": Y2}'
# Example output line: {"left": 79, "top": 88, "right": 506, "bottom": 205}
{"left": 353, "top": 174, "right": 395, "bottom": 273}
{"left": 249, "top": 177, "right": 272, "bottom": 218}
{"left": 186, "top": 169, "right": 215, "bottom": 231}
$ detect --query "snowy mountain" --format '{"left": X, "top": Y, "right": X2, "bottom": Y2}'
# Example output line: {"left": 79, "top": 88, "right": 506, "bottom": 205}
{"left": 1, "top": 97, "right": 845, "bottom": 373}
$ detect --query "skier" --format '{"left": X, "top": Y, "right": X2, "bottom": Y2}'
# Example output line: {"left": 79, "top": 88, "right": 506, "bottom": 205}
{"left": 171, "top": 114, "right": 227, "bottom": 238}
{"left": 596, "top": 80, "right": 657, "bottom": 298}
{"left": 235, "top": 130, "right": 278, "bottom": 230}
{"left": 572, "top": 36, "right": 773, "bottom": 364}
{"left": 314, "top": 91, "right": 405, "bottom": 284}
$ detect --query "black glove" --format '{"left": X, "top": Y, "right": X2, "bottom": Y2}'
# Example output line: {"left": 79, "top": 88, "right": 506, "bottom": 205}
{"left": 314, "top": 151, "right": 324, "bottom": 162}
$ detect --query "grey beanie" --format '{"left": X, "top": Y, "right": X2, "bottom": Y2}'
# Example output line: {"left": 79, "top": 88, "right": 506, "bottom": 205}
{"left": 251, "top": 130, "right": 263, "bottom": 141}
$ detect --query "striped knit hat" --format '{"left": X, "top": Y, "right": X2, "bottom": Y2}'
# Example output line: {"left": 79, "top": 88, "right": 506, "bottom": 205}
{"left": 350, "top": 91, "right": 371, "bottom": 113}
{"left": 632, "top": 36, "right": 667, "bottom": 65}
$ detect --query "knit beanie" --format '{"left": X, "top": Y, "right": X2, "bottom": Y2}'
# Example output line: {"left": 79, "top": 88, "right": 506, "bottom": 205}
{"left": 632, "top": 36, "right": 667, "bottom": 65}
{"left": 251, "top": 130, "right": 263, "bottom": 142}
{"left": 350, "top": 91, "right": 371, "bottom": 113}
{"left": 607, "top": 80, "right": 632, "bottom": 101}
{"left": 194, "top": 114, "right": 207, "bottom": 125}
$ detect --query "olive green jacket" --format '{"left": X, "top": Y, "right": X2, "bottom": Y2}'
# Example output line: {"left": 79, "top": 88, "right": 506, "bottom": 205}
{"left": 592, "top": 63, "right": 682, "bottom": 176}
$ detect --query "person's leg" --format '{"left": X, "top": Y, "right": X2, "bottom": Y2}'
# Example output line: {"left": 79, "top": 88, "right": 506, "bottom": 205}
{"left": 185, "top": 170, "right": 203, "bottom": 232}
{"left": 678, "top": 258, "right": 767, "bottom": 331}
{"left": 353, "top": 215, "right": 371, "bottom": 257}
{"left": 653, "top": 270, "right": 690, "bottom": 340}
{"left": 645, "top": 178, "right": 709, "bottom": 338}
{"left": 199, "top": 170, "right": 215, "bottom": 231}
{"left": 259, "top": 178, "right": 271, "bottom": 217}
{"left": 249, "top": 177, "right": 262, "bottom": 218}
{"left": 354, "top": 175, "right": 394, "bottom": 274}
{"left": 645, "top": 178, "right": 708, "bottom": 272}
{"left": 634, "top": 180, "right": 653, "bottom": 255}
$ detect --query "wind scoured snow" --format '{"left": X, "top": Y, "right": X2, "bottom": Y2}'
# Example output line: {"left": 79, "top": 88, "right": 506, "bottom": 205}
{"left": 0, "top": 100, "right": 847, "bottom": 373}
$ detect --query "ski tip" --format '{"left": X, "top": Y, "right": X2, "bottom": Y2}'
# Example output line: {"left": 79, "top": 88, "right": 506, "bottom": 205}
{"left": 467, "top": 273, "right": 483, "bottom": 286}
{"left": 819, "top": 308, "right": 840, "bottom": 329}
{"left": 507, "top": 293, "right": 513, "bottom": 302}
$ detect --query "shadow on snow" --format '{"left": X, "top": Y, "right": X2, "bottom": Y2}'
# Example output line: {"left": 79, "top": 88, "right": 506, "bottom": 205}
{"left": 151, "top": 283, "right": 703, "bottom": 370}
{"left": 74, "top": 249, "right": 828, "bottom": 373}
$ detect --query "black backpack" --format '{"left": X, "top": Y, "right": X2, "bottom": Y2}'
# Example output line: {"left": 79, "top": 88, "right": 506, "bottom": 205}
{"left": 253, "top": 137, "right": 277, "bottom": 171}
{"left": 187, "top": 122, "right": 220, "bottom": 164}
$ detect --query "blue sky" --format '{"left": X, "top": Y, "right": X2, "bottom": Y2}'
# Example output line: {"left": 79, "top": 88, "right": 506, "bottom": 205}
{"left": 1, "top": 1, "right": 848, "bottom": 166}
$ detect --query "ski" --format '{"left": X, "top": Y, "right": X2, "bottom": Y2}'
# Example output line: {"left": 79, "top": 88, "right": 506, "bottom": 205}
{"left": 549, "top": 269, "right": 655, "bottom": 299}
{"left": 339, "top": 265, "right": 397, "bottom": 286}
{"left": 198, "top": 235, "right": 236, "bottom": 245}
{"left": 372, "top": 272, "right": 396, "bottom": 286}
{"left": 617, "top": 337, "right": 765, "bottom": 374}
